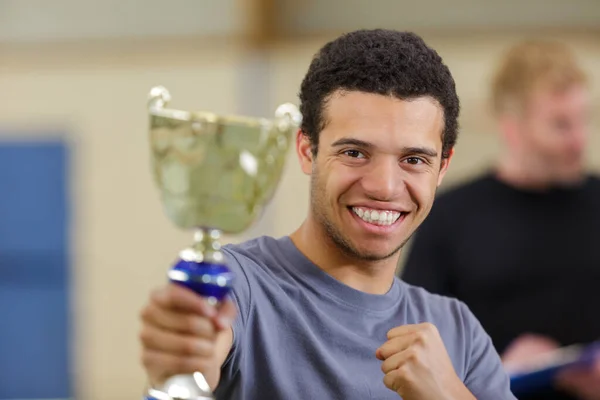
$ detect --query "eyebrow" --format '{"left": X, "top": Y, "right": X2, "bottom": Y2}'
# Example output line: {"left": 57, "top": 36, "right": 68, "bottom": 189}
{"left": 403, "top": 146, "right": 438, "bottom": 158}
{"left": 330, "top": 138, "right": 373, "bottom": 148}
{"left": 330, "top": 138, "right": 438, "bottom": 158}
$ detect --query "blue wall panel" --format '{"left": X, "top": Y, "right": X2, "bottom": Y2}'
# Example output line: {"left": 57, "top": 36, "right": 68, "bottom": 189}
{"left": 0, "top": 140, "right": 71, "bottom": 399}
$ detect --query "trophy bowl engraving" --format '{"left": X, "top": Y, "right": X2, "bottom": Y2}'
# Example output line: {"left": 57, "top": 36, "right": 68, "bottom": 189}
{"left": 148, "top": 86, "right": 301, "bottom": 234}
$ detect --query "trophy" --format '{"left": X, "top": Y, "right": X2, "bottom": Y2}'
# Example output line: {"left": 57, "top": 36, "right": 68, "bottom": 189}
{"left": 144, "top": 86, "right": 301, "bottom": 400}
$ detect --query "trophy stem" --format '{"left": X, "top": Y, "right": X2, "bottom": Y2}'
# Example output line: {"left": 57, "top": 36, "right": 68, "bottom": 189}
{"left": 191, "top": 228, "right": 225, "bottom": 264}
{"left": 147, "top": 228, "right": 234, "bottom": 400}
{"left": 169, "top": 227, "right": 231, "bottom": 305}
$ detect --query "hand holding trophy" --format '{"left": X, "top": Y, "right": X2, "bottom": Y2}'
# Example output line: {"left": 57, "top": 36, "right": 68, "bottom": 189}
{"left": 143, "top": 86, "right": 301, "bottom": 400}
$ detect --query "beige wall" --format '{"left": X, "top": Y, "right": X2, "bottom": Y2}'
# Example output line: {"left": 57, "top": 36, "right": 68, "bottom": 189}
{"left": 0, "top": 39, "right": 245, "bottom": 400}
{"left": 1, "top": 30, "right": 599, "bottom": 399}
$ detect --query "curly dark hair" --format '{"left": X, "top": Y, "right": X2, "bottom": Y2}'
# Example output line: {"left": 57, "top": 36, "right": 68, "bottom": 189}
{"left": 299, "top": 29, "right": 460, "bottom": 159}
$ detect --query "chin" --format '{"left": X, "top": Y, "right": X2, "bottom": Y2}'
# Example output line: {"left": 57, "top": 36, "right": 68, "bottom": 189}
{"left": 358, "top": 250, "right": 400, "bottom": 262}
{"left": 350, "top": 240, "right": 404, "bottom": 262}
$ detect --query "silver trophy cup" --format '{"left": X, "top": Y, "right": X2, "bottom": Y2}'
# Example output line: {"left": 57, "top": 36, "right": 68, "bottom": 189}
{"left": 144, "top": 86, "right": 301, "bottom": 400}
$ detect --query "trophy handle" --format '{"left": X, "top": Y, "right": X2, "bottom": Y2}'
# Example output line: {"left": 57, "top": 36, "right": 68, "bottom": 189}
{"left": 147, "top": 85, "right": 194, "bottom": 122}
{"left": 275, "top": 102, "right": 302, "bottom": 129}
{"left": 148, "top": 86, "right": 172, "bottom": 110}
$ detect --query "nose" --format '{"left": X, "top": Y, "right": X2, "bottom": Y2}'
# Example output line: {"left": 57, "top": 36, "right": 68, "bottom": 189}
{"left": 360, "top": 157, "right": 401, "bottom": 201}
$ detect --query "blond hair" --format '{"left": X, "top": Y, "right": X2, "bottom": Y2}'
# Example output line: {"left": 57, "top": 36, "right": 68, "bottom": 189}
{"left": 491, "top": 40, "right": 587, "bottom": 115}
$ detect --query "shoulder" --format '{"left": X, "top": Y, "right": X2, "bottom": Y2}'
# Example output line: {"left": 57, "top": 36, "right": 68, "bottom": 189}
{"left": 220, "top": 235, "right": 294, "bottom": 288}
{"left": 221, "top": 235, "right": 284, "bottom": 269}
{"left": 399, "top": 280, "right": 473, "bottom": 327}
{"left": 399, "top": 281, "right": 493, "bottom": 357}
{"left": 215, "top": 236, "right": 286, "bottom": 354}
{"left": 217, "top": 236, "right": 283, "bottom": 312}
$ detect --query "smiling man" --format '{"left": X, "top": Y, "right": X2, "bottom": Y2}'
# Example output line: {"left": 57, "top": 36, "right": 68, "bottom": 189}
{"left": 139, "top": 29, "right": 516, "bottom": 399}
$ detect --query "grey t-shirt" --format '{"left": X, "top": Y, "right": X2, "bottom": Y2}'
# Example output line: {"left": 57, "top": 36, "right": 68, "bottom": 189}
{"left": 214, "top": 236, "right": 516, "bottom": 399}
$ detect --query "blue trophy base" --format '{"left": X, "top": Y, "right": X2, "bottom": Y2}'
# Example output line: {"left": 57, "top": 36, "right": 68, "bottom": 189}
{"left": 169, "top": 258, "right": 233, "bottom": 303}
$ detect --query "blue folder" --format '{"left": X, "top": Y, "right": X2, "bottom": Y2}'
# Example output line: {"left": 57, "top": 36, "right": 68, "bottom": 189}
{"left": 509, "top": 341, "right": 600, "bottom": 395}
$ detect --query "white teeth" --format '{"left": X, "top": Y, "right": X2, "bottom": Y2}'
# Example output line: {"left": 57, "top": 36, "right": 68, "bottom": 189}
{"left": 351, "top": 207, "right": 402, "bottom": 226}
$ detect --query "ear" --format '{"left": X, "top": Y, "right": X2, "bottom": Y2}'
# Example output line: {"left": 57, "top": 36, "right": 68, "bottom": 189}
{"left": 295, "top": 129, "right": 313, "bottom": 175}
{"left": 437, "top": 147, "right": 454, "bottom": 187}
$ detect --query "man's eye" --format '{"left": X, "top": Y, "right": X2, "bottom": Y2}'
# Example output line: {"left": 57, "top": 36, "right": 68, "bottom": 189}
{"left": 343, "top": 150, "right": 365, "bottom": 159}
{"left": 404, "top": 157, "right": 424, "bottom": 165}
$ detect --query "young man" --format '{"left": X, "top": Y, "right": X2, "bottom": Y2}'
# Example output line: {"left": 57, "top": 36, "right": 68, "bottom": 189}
{"left": 402, "top": 40, "right": 600, "bottom": 400}
{"left": 139, "top": 29, "right": 516, "bottom": 399}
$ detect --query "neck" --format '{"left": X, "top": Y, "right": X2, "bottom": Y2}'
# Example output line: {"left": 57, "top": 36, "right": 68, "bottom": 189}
{"left": 496, "top": 153, "right": 584, "bottom": 190}
{"left": 289, "top": 216, "right": 399, "bottom": 296}
{"left": 495, "top": 154, "right": 547, "bottom": 189}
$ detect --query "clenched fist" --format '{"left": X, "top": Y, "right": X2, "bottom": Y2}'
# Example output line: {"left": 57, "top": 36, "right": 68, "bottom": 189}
{"left": 376, "top": 323, "right": 475, "bottom": 400}
{"left": 139, "top": 283, "right": 237, "bottom": 390}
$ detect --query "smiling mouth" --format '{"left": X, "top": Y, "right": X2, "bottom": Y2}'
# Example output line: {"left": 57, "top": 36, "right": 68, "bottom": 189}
{"left": 350, "top": 206, "right": 403, "bottom": 226}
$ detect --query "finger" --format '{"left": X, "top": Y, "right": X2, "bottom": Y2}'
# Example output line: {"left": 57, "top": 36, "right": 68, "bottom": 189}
{"left": 142, "top": 349, "right": 214, "bottom": 383}
{"left": 377, "top": 334, "right": 421, "bottom": 360}
{"left": 140, "top": 324, "right": 216, "bottom": 358}
{"left": 387, "top": 322, "right": 436, "bottom": 339}
{"left": 152, "top": 284, "right": 218, "bottom": 317}
{"left": 141, "top": 302, "right": 217, "bottom": 338}
{"left": 213, "top": 297, "right": 238, "bottom": 331}
{"left": 381, "top": 348, "right": 418, "bottom": 374}
{"left": 383, "top": 366, "right": 411, "bottom": 394}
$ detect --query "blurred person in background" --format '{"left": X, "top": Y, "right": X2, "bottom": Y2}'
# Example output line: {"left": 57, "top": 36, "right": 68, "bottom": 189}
{"left": 402, "top": 40, "right": 600, "bottom": 400}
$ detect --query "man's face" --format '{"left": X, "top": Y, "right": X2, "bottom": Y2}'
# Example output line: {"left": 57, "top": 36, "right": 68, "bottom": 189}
{"left": 296, "top": 91, "right": 451, "bottom": 261}
{"left": 516, "top": 84, "right": 590, "bottom": 184}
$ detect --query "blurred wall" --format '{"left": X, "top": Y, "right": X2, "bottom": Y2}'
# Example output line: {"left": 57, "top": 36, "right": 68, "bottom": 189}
{"left": 0, "top": 38, "right": 245, "bottom": 399}
{"left": 1, "top": 3, "right": 600, "bottom": 399}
